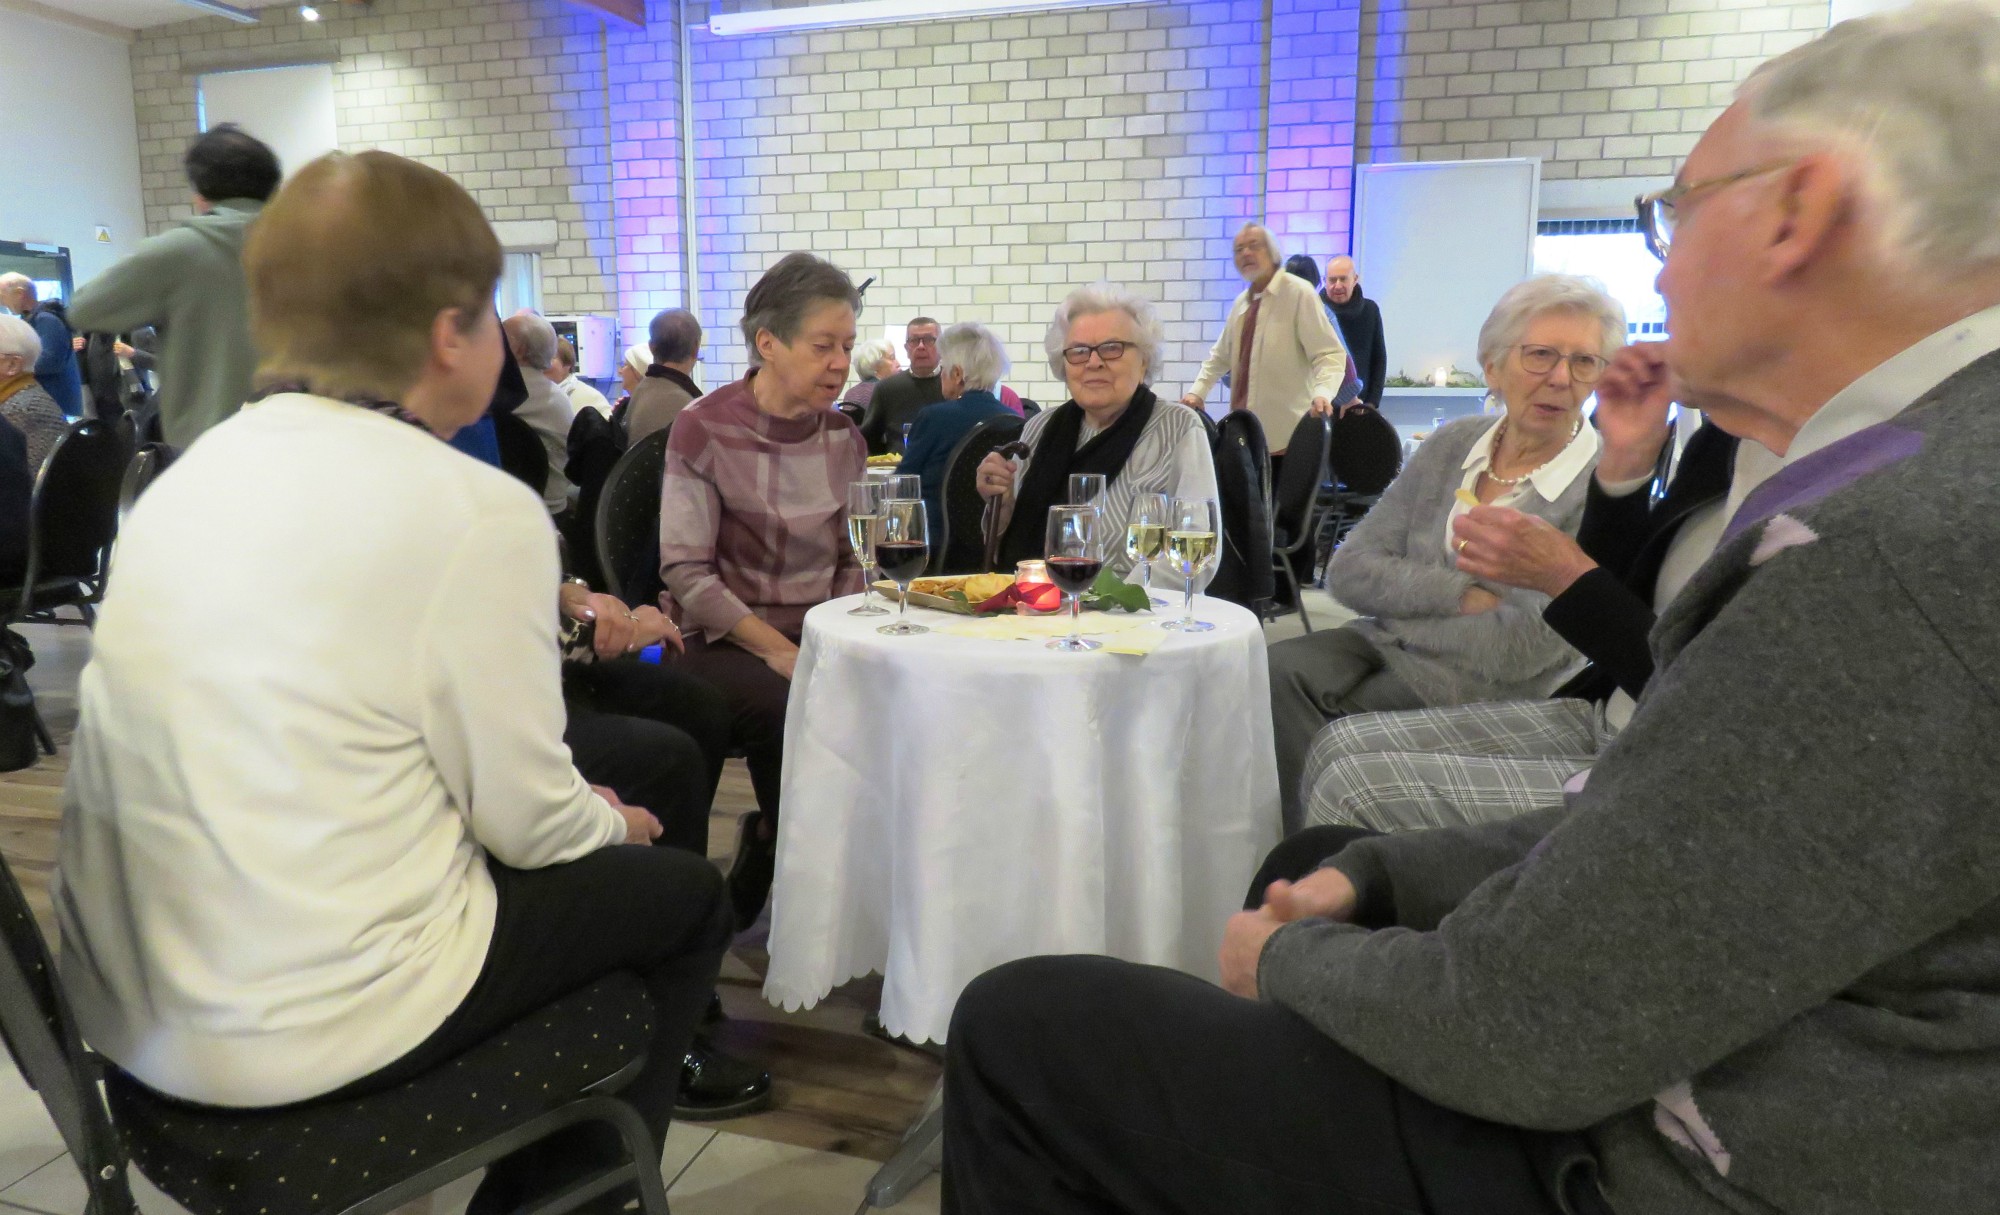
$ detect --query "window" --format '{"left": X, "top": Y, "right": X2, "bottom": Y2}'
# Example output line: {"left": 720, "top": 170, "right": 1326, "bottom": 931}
{"left": 495, "top": 253, "right": 543, "bottom": 317}
{"left": 1533, "top": 219, "right": 1666, "bottom": 340}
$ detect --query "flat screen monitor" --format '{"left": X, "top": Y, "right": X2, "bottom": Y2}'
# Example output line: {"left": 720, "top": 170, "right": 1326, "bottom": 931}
{"left": 0, "top": 240, "right": 73, "bottom": 306}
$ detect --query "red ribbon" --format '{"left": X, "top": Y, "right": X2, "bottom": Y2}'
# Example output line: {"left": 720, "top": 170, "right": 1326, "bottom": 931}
{"left": 974, "top": 581, "right": 1063, "bottom": 613}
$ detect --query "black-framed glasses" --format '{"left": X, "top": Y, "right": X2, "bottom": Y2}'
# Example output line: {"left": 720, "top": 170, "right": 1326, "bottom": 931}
{"left": 906, "top": 335, "right": 939, "bottom": 347}
{"left": 1061, "top": 341, "right": 1131, "bottom": 366}
{"left": 1635, "top": 161, "right": 1796, "bottom": 261}
{"left": 1517, "top": 345, "right": 1609, "bottom": 384}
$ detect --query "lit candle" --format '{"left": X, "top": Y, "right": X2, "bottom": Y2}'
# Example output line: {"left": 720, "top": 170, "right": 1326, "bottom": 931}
{"left": 1432, "top": 366, "right": 1450, "bottom": 387}
{"left": 1015, "top": 560, "right": 1050, "bottom": 587}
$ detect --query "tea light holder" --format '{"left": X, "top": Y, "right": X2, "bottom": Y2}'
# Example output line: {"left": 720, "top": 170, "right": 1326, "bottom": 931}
{"left": 1015, "top": 560, "right": 1050, "bottom": 587}
{"left": 1431, "top": 366, "right": 1450, "bottom": 388}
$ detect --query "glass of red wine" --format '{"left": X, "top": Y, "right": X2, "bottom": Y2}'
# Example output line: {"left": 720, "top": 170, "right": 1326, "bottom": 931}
{"left": 875, "top": 499, "right": 931, "bottom": 636}
{"left": 1044, "top": 504, "right": 1104, "bottom": 652}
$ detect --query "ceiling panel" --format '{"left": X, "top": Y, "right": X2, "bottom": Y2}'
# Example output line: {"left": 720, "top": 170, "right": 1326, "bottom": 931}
{"left": 28, "top": 0, "right": 299, "bottom": 31}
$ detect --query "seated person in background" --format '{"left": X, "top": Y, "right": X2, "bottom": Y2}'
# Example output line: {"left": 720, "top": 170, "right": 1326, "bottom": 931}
{"left": 944, "top": 16, "right": 2000, "bottom": 1213}
{"left": 0, "top": 274, "right": 81, "bottom": 418}
{"left": 55, "top": 149, "right": 732, "bottom": 1214}
{"left": 898, "top": 321, "right": 1013, "bottom": 540}
{"left": 658, "top": 250, "right": 866, "bottom": 926}
{"left": 0, "top": 316, "right": 69, "bottom": 470}
{"left": 1303, "top": 345, "right": 1766, "bottom": 831}
{"left": 550, "top": 337, "right": 612, "bottom": 418}
{"left": 499, "top": 311, "right": 578, "bottom": 516}
{"left": 1266, "top": 274, "right": 1618, "bottom": 831}
{"left": 626, "top": 308, "right": 704, "bottom": 444}
{"left": 840, "top": 336, "right": 897, "bottom": 411}
{"left": 862, "top": 316, "right": 944, "bottom": 454}
{"left": 614, "top": 341, "right": 649, "bottom": 413}
{"left": 979, "top": 283, "right": 1216, "bottom": 584}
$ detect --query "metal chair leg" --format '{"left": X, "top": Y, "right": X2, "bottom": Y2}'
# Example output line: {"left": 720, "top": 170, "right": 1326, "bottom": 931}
{"left": 1283, "top": 558, "right": 1308, "bottom": 633}
{"left": 859, "top": 1078, "right": 944, "bottom": 1210}
{"left": 29, "top": 702, "right": 54, "bottom": 757}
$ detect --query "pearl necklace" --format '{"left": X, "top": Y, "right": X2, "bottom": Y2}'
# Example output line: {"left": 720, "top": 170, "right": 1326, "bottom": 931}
{"left": 1483, "top": 416, "right": 1582, "bottom": 487}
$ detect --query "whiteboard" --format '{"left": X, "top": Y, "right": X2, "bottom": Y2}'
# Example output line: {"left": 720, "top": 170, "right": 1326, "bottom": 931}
{"left": 198, "top": 63, "right": 339, "bottom": 182}
{"left": 1354, "top": 158, "right": 1539, "bottom": 385}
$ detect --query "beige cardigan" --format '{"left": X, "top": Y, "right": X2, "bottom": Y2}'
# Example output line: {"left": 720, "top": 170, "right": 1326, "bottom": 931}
{"left": 1186, "top": 269, "right": 1349, "bottom": 448}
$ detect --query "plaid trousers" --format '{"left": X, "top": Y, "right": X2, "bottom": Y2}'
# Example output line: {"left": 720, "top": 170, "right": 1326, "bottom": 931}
{"left": 1301, "top": 698, "right": 1618, "bottom": 833}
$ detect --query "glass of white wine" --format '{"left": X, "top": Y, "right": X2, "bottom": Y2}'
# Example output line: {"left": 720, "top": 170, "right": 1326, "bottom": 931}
{"left": 1161, "top": 497, "right": 1220, "bottom": 633}
{"left": 846, "top": 481, "right": 889, "bottom": 616}
{"left": 1126, "top": 492, "right": 1169, "bottom": 605}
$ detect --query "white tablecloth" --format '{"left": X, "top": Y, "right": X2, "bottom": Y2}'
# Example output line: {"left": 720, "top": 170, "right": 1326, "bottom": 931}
{"left": 763, "top": 595, "right": 1281, "bottom": 1044}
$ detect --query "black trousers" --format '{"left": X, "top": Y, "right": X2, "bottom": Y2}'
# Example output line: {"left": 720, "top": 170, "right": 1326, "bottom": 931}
{"left": 941, "top": 827, "right": 1608, "bottom": 1215}
{"left": 674, "top": 636, "right": 789, "bottom": 827}
{"left": 564, "top": 657, "right": 736, "bottom": 855}
{"left": 337, "top": 846, "right": 732, "bottom": 1212}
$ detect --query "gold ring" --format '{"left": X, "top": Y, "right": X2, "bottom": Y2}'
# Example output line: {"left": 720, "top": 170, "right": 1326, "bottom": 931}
{"left": 1455, "top": 539, "right": 1469, "bottom": 554}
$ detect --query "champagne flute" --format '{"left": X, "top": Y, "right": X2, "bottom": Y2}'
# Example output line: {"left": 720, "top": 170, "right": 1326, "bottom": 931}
{"left": 846, "top": 480, "right": 889, "bottom": 616}
{"left": 875, "top": 499, "right": 931, "bottom": 636}
{"left": 1068, "top": 473, "right": 1106, "bottom": 508}
{"left": 1126, "top": 491, "right": 1169, "bottom": 605}
{"left": 1045, "top": 504, "right": 1104, "bottom": 652}
{"left": 1161, "top": 497, "right": 1220, "bottom": 633}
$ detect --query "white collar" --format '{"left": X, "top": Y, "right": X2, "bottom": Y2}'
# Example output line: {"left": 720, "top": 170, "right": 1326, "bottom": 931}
{"left": 1462, "top": 413, "right": 1601, "bottom": 501}
{"left": 1786, "top": 301, "right": 2000, "bottom": 466}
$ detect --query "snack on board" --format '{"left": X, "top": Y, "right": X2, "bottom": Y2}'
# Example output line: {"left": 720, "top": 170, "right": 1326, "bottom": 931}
{"left": 1454, "top": 489, "right": 1480, "bottom": 508}
{"left": 909, "top": 573, "right": 1015, "bottom": 602}
{"left": 866, "top": 453, "right": 902, "bottom": 467}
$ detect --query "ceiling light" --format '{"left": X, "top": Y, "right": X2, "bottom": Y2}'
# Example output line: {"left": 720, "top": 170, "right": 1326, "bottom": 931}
{"left": 300, "top": 5, "right": 321, "bottom": 20}
{"left": 707, "top": 0, "right": 1153, "bottom": 36}
{"left": 173, "top": 0, "right": 261, "bottom": 22}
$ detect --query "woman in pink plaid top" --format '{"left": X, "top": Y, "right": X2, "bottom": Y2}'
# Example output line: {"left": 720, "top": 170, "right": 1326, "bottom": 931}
{"left": 658, "top": 251, "right": 867, "bottom": 926}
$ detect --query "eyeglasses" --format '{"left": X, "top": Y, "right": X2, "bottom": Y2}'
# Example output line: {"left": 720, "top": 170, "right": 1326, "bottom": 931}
{"left": 1061, "top": 341, "right": 1131, "bottom": 366}
{"left": 1516, "top": 345, "right": 1609, "bottom": 384}
{"left": 906, "top": 335, "right": 938, "bottom": 347}
{"left": 1635, "top": 161, "right": 1796, "bottom": 261}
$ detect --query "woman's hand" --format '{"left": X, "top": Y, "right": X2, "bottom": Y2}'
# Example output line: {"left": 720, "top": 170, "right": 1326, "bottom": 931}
{"left": 562, "top": 586, "right": 679, "bottom": 659}
{"left": 1593, "top": 343, "right": 1678, "bottom": 483}
{"left": 975, "top": 451, "right": 1016, "bottom": 501}
{"left": 592, "top": 784, "right": 662, "bottom": 844}
{"left": 1452, "top": 506, "right": 1597, "bottom": 598}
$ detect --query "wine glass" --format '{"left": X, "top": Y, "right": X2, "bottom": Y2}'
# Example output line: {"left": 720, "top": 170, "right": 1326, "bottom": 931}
{"left": 1125, "top": 492, "right": 1169, "bottom": 605}
{"left": 846, "top": 480, "right": 889, "bottom": 616}
{"left": 1161, "top": 497, "right": 1220, "bottom": 633}
{"left": 1044, "top": 504, "right": 1104, "bottom": 652}
{"left": 884, "top": 473, "right": 921, "bottom": 504}
{"left": 875, "top": 499, "right": 931, "bottom": 637}
{"left": 1068, "top": 473, "right": 1106, "bottom": 508}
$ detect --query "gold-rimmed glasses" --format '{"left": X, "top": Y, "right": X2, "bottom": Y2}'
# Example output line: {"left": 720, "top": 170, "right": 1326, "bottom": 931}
{"left": 1635, "top": 161, "right": 1797, "bottom": 261}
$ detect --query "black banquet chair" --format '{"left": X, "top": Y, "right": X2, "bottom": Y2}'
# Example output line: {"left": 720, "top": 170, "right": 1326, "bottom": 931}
{"left": 0, "top": 418, "right": 126, "bottom": 631}
{"left": 1267, "top": 411, "right": 1333, "bottom": 631}
{"left": 116, "top": 441, "right": 177, "bottom": 531}
{"left": 0, "top": 846, "right": 674, "bottom": 1215}
{"left": 1206, "top": 410, "right": 1273, "bottom": 613}
{"left": 595, "top": 426, "right": 673, "bottom": 607}
{"left": 1315, "top": 405, "right": 1405, "bottom": 563}
{"left": 934, "top": 412, "right": 1025, "bottom": 574}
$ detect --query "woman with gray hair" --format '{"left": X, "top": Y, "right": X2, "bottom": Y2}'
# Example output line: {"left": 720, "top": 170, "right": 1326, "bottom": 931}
{"left": 839, "top": 336, "right": 898, "bottom": 411}
{"left": 0, "top": 315, "right": 70, "bottom": 471}
{"left": 1265, "top": 273, "right": 1621, "bottom": 829}
{"left": 897, "top": 321, "right": 1014, "bottom": 538}
{"left": 978, "top": 283, "right": 1217, "bottom": 582}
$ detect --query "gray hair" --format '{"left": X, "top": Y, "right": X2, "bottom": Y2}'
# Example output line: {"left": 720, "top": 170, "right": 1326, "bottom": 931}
{"left": 502, "top": 312, "right": 557, "bottom": 371}
{"left": 851, "top": 337, "right": 893, "bottom": 380}
{"left": 0, "top": 315, "right": 40, "bottom": 364}
{"left": 1043, "top": 283, "right": 1166, "bottom": 382}
{"left": 938, "top": 322, "right": 1010, "bottom": 393}
{"left": 1742, "top": 0, "right": 2000, "bottom": 277}
{"left": 1476, "top": 274, "right": 1627, "bottom": 373}
{"left": 1236, "top": 223, "right": 1283, "bottom": 266}
{"left": 649, "top": 308, "right": 702, "bottom": 364}
{"left": 740, "top": 252, "right": 862, "bottom": 366}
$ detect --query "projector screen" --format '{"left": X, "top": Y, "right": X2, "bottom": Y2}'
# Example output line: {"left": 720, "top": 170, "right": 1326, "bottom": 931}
{"left": 1354, "top": 158, "right": 1539, "bottom": 386}
{"left": 197, "top": 63, "right": 339, "bottom": 182}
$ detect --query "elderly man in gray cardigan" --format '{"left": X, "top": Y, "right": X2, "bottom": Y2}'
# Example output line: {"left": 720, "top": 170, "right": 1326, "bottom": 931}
{"left": 1266, "top": 274, "right": 1624, "bottom": 829}
{"left": 941, "top": 8, "right": 2000, "bottom": 1214}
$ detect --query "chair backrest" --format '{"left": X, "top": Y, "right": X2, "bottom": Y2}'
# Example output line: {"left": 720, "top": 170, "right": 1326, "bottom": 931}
{"left": 492, "top": 411, "right": 550, "bottom": 497}
{"left": 1019, "top": 398, "right": 1041, "bottom": 418}
{"left": 22, "top": 419, "right": 124, "bottom": 602}
{"left": 1188, "top": 402, "right": 1219, "bottom": 448}
{"left": 116, "top": 443, "right": 176, "bottom": 532}
{"left": 836, "top": 401, "right": 865, "bottom": 428}
{"left": 1207, "top": 410, "right": 1275, "bottom": 610}
{"left": 594, "top": 426, "right": 673, "bottom": 605}
{"left": 1272, "top": 411, "right": 1332, "bottom": 541}
{"left": 1327, "top": 405, "right": 1403, "bottom": 496}
{"left": 936, "top": 412, "right": 1025, "bottom": 573}
{"left": 0, "top": 852, "right": 138, "bottom": 1213}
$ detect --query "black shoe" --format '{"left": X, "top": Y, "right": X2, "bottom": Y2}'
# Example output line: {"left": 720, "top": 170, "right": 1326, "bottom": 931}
{"left": 726, "top": 811, "right": 776, "bottom": 930}
{"left": 703, "top": 993, "right": 725, "bottom": 1026}
{"left": 676, "top": 1045, "right": 772, "bottom": 1121}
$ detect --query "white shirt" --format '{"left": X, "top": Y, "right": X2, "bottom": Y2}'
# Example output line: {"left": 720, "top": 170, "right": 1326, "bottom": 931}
{"left": 1187, "top": 270, "right": 1349, "bottom": 447}
{"left": 560, "top": 373, "right": 612, "bottom": 418}
{"left": 514, "top": 369, "right": 578, "bottom": 514}
{"left": 55, "top": 395, "right": 623, "bottom": 1107}
{"left": 1445, "top": 414, "right": 1601, "bottom": 555}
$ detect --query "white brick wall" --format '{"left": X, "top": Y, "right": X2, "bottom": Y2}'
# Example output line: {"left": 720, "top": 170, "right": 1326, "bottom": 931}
{"left": 1357, "top": 0, "right": 1829, "bottom": 180}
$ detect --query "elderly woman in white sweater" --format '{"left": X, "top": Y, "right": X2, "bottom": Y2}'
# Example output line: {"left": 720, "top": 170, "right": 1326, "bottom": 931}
{"left": 1267, "top": 275, "right": 1623, "bottom": 829}
{"left": 55, "top": 151, "right": 732, "bottom": 1214}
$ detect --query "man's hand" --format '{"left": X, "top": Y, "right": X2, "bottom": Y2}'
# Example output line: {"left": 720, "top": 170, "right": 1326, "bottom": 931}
{"left": 1593, "top": 343, "right": 1677, "bottom": 483}
{"left": 113, "top": 341, "right": 136, "bottom": 359}
{"left": 1180, "top": 393, "right": 1204, "bottom": 410}
{"left": 1220, "top": 908, "right": 1287, "bottom": 999}
{"left": 1452, "top": 506, "right": 1597, "bottom": 598}
{"left": 1308, "top": 396, "right": 1333, "bottom": 418}
{"left": 593, "top": 784, "right": 662, "bottom": 844}
{"left": 975, "top": 451, "right": 1015, "bottom": 501}
{"left": 1458, "top": 585, "right": 1502, "bottom": 615}
{"left": 1259, "top": 868, "right": 1358, "bottom": 924}
{"left": 71, "top": 335, "right": 85, "bottom": 353}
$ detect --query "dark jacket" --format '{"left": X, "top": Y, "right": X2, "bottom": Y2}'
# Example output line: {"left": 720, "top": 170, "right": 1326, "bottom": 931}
{"left": 896, "top": 388, "right": 1011, "bottom": 537}
{"left": 24, "top": 303, "right": 81, "bottom": 417}
{"left": 1325, "top": 286, "right": 1387, "bottom": 407}
{"left": 1544, "top": 421, "right": 1738, "bottom": 703}
{"left": 861, "top": 370, "right": 944, "bottom": 454}
{"left": 0, "top": 418, "right": 32, "bottom": 585}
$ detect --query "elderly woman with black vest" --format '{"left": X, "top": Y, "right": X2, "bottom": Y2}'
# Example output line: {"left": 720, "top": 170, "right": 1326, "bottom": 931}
{"left": 1266, "top": 274, "right": 1621, "bottom": 830}
{"left": 977, "top": 283, "right": 1217, "bottom": 585}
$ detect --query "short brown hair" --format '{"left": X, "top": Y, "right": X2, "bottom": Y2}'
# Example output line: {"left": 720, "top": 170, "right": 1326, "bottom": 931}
{"left": 907, "top": 316, "right": 939, "bottom": 330}
{"left": 554, "top": 337, "right": 578, "bottom": 371}
{"left": 245, "top": 150, "right": 501, "bottom": 400}
{"left": 740, "top": 253, "right": 861, "bottom": 366}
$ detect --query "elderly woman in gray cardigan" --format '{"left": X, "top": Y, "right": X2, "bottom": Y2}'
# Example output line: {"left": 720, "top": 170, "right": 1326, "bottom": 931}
{"left": 1269, "top": 275, "right": 1624, "bottom": 828}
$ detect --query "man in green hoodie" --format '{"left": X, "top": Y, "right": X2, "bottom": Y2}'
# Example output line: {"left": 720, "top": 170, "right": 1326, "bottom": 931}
{"left": 70, "top": 125, "right": 278, "bottom": 449}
